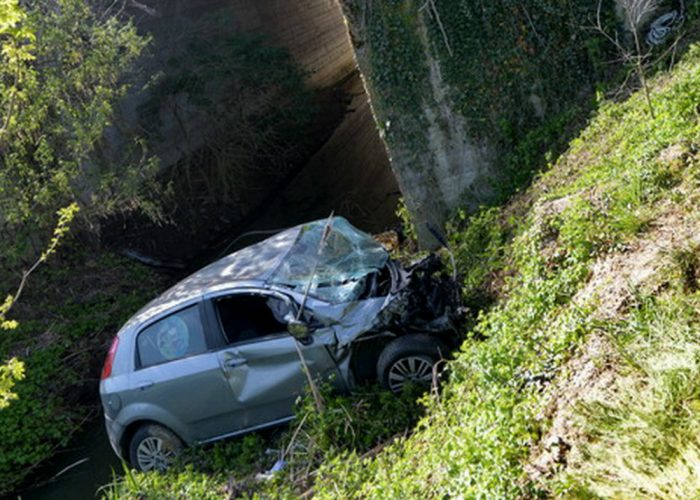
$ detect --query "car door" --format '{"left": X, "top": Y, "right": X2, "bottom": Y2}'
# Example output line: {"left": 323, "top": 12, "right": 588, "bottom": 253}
{"left": 205, "top": 290, "right": 341, "bottom": 432}
{"left": 124, "top": 302, "right": 242, "bottom": 442}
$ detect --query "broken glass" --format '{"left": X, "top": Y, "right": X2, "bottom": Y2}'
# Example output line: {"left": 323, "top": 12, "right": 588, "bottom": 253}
{"left": 269, "top": 217, "right": 389, "bottom": 303}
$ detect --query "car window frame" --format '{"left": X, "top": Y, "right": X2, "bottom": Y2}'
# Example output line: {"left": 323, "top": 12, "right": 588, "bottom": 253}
{"left": 204, "top": 289, "right": 298, "bottom": 350}
{"left": 133, "top": 300, "right": 213, "bottom": 371}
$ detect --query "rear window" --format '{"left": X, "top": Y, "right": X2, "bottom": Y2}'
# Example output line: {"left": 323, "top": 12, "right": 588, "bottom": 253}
{"left": 136, "top": 305, "right": 207, "bottom": 368}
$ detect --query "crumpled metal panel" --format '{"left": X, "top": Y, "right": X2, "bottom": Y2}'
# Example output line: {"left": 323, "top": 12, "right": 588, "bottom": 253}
{"left": 310, "top": 254, "right": 463, "bottom": 348}
{"left": 312, "top": 298, "right": 387, "bottom": 347}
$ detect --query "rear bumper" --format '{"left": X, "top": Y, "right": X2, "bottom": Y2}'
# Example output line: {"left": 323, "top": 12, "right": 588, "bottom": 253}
{"left": 104, "top": 415, "right": 126, "bottom": 460}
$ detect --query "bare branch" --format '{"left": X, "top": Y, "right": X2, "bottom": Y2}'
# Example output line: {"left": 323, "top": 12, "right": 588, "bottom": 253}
{"left": 621, "top": 0, "right": 660, "bottom": 31}
{"left": 127, "top": 0, "right": 158, "bottom": 17}
{"left": 593, "top": 0, "right": 658, "bottom": 117}
{"left": 420, "top": 0, "right": 453, "bottom": 57}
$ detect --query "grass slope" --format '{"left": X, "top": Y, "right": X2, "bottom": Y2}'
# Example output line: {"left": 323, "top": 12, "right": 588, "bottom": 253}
{"left": 105, "top": 44, "right": 700, "bottom": 499}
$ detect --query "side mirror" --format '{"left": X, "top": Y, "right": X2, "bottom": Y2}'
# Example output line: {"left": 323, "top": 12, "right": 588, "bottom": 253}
{"left": 287, "top": 318, "right": 313, "bottom": 345}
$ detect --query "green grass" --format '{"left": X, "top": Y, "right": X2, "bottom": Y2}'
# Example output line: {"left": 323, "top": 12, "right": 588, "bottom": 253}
{"left": 553, "top": 290, "right": 700, "bottom": 498}
{"left": 102, "top": 43, "right": 700, "bottom": 500}
{"left": 0, "top": 249, "right": 163, "bottom": 496}
{"left": 103, "top": 384, "right": 424, "bottom": 499}
{"left": 103, "top": 464, "right": 229, "bottom": 500}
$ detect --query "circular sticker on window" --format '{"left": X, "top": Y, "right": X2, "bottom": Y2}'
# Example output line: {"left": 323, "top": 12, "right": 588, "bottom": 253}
{"left": 156, "top": 315, "right": 190, "bottom": 360}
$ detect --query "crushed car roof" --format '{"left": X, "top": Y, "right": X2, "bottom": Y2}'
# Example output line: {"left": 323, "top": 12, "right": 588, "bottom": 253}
{"left": 121, "top": 217, "right": 390, "bottom": 332}
{"left": 123, "top": 225, "right": 302, "bottom": 330}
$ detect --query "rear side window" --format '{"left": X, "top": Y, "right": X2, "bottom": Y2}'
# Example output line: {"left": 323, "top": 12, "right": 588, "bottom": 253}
{"left": 137, "top": 305, "right": 207, "bottom": 368}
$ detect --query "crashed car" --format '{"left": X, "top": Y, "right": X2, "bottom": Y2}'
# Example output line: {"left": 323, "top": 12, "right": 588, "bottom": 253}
{"left": 100, "top": 217, "right": 461, "bottom": 471}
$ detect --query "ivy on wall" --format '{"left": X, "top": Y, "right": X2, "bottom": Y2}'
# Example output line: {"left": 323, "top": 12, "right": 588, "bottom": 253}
{"left": 364, "top": 0, "right": 431, "bottom": 163}
{"left": 343, "top": 0, "right": 623, "bottom": 208}
{"left": 426, "top": 0, "right": 605, "bottom": 140}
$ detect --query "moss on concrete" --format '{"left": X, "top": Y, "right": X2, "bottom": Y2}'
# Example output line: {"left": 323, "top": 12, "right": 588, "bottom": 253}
{"left": 340, "top": 0, "right": 624, "bottom": 243}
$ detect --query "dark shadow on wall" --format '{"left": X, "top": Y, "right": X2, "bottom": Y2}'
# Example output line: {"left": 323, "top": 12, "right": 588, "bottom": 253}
{"left": 202, "top": 71, "right": 401, "bottom": 264}
{"left": 99, "top": 4, "right": 398, "bottom": 266}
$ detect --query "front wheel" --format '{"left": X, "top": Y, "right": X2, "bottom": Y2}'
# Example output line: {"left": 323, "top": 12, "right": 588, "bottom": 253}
{"left": 377, "top": 334, "right": 446, "bottom": 393}
{"left": 129, "top": 424, "right": 183, "bottom": 472}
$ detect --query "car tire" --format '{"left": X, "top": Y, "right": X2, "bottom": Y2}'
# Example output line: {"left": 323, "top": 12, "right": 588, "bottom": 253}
{"left": 129, "top": 424, "right": 183, "bottom": 472}
{"left": 377, "top": 334, "right": 446, "bottom": 393}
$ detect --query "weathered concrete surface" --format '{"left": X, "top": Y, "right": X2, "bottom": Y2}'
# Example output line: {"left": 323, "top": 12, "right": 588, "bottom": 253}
{"left": 130, "top": 0, "right": 356, "bottom": 89}
{"left": 416, "top": 15, "right": 494, "bottom": 239}
{"left": 242, "top": 72, "right": 400, "bottom": 236}
{"left": 106, "top": 0, "right": 397, "bottom": 261}
{"left": 336, "top": 1, "right": 676, "bottom": 246}
{"left": 243, "top": 0, "right": 357, "bottom": 89}
{"left": 339, "top": 6, "right": 493, "bottom": 246}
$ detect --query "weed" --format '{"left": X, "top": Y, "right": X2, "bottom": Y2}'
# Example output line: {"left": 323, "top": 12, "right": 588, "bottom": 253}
{"left": 447, "top": 207, "right": 506, "bottom": 314}
{"left": 668, "top": 244, "right": 700, "bottom": 291}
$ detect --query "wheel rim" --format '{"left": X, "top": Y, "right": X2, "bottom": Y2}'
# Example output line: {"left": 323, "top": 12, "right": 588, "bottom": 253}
{"left": 136, "top": 436, "right": 176, "bottom": 472}
{"left": 387, "top": 355, "right": 434, "bottom": 393}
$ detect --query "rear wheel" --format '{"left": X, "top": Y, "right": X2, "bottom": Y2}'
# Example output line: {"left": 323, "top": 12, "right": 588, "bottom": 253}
{"left": 129, "top": 424, "right": 182, "bottom": 472}
{"left": 377, "top": 334, "right": 446, "bottom": 393}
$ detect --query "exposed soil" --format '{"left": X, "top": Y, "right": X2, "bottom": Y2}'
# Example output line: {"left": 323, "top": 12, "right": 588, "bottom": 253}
{"left": 526, "top": 333, "right": 618, "bottom": 482}
{"left": 525, "top": 203, "right": 700, "bottom": 485}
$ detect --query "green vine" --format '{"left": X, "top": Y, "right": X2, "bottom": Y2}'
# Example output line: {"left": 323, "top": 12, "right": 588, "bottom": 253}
{"left": 364, "top": 0, "right": 431, "bottom": 165}
{"left": 346, "top": 0, "right": 625, "bottom": 207}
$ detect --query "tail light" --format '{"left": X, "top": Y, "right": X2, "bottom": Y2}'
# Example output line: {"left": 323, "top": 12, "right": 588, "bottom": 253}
{"left": 101, "top": 336, "right": 119, "bottom": 380}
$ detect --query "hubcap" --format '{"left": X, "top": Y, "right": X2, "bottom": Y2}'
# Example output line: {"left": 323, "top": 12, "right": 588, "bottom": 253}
{"left": 136, "top": 436, "right": 176, "bottom": 472}
{"left": 388, "top": 356, "right": 434, "bottom": 393}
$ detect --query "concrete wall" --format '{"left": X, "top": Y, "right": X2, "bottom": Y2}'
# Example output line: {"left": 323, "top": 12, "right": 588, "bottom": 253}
{"left": 110, "top": 0, "right": 397, "bottom": 260}
{"left": 245, "top": 73, "right": 399, "bottom": 236}
{"left": 244, "top": 0, "right": 357, "bottom": 89}
{"left": 336, "top": 1, "right": 618, "bottom": 246}
{"left": 131, "top": 0, "right": 355, "bottom": 90}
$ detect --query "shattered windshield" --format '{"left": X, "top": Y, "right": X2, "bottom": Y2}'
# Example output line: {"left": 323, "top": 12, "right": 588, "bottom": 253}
{"left": 269, "top": 217, "right": 389, "bottom": 303}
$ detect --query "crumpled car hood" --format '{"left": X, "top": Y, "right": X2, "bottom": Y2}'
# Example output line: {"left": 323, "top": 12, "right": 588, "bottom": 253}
{"left": 311, "top": 298, "right": 388, "bottom": 347}
{"left": 268, "top": 217, "right": 389, "bottom": 304}
{"left": 311, "top": 254, "right": 462, "bottom": 347}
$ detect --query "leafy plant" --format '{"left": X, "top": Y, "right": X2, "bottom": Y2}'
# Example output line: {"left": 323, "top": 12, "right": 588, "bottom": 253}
{"left": 1, "top": 203, "right": 79, "bottom": 331}
{"left": 447, "top": 207, "right": 506, "bottom": 314}
{"left": 0, "top": 0, "right": 156, "bottom": 313}
{"left": 0, "top": 358, "right": 24, "bottom": 409}
{"left": 0, "top": 252, "right": 163, "bottom": 495}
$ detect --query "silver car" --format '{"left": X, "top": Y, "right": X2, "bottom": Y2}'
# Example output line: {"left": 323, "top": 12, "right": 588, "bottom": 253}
{"left": 100, "top": 217, "right": 461, "bottom": 472}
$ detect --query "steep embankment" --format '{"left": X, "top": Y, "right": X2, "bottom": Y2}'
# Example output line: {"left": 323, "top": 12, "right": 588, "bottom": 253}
{"left": 106, "top": 44, "right": 700, "bottom": 499}
{"left": 309, "top": 43, "right": 700, "bottom": 498}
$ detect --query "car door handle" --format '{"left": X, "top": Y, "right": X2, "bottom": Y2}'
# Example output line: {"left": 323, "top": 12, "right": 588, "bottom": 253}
{"left": 223, "top": 357, "right": 247, "bottom": 368}
{"left": 137, "top": 381, "right": 154, "bottom": 391}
